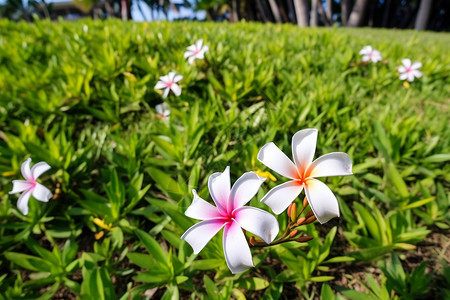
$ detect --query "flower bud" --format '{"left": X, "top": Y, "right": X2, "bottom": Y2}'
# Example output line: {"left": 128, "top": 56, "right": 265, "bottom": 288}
{"left": 290, "top": 203, "right": 297, "bottom": 223}
{"left": 297, "top": 217, "right": 306, "bottom": 226}
{"left": 249, "top": 236, "right": 256, "bottom": 246}
{"left": 305, "top": 209, "right": 314, "bottom": 219}
{"left": 306, "top": 215, "right": 317, "bottom": 224}
{"left": 296, "top": 236, "right": 314, "bottom": 243}
{"left": 289, "top": 230, "right": 299, "bottom": 238}
{"left": 287, "top": 203, "right": 293, "bottom": 218}
{"left": 303, "top": 197, "right": 308, "bottom": 209}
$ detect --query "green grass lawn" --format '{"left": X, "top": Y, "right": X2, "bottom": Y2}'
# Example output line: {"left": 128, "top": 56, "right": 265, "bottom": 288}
{"left": 0, "top": 20, "right": 449, "bottom": 299}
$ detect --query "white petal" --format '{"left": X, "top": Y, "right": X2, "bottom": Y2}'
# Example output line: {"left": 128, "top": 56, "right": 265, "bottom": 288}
{"left": 188, "top": 56, "right": 196, "bottom": 65}
{"left": 234, "top": 207, "right": 279, "bottom": 244}
{"left": 208, "top": 166, "right": 231, "bottom": 214}
{"left": 154, "top": 81, "right": 167, "bottom": 90}
{"left": 173, "top": 74, "right": 183, "bottom": 83}
{"left": 185, "top": 190, "right": 222, "bottom": 220}
{"left": 411, "top": 62, "right": 422, "bottom": 69}
{"left": 184, "top": 50, "right": 194, "bottom": 58}
{"left": 407, "top": 72, "right": 415, "bottom": 82}
{"left": 167, "top": 72, "right": 176, "bottom": 82}
{"left": 195, "top": 39, "right": 203, "bottom": 50}
{"left": 229, "top": 172, "right": 266, "bottom": 210}
{"left": 260, "top": 180, "right": 303, "bottom": 214}
{"left": 305, "top": 179, "right": 339, "bottom": 224}
{"left": 181, "top": 219, "right": 226, "bottom": 254}
{"left": 186, "top": 45, "right": 197, "bottom": 52}
{"left": 32, "top": 183, "right": 52, "bottom": 202}
{"left": 292, "top": 129, "right": 318, "bottom": 176}
{"left": 398, "top": 66, "right": 406, "bottom": 73}
{"left": 159, "top": 75, "right": 170, "bottom": 83}
{"left": 155, "top": 103, "right": 164, "bottom": 114}
{"left": 359, "top": 46, "right": 371, "bottom": 55}
{"left": 361, "top": 55, "right": 370, "bottom": 62}
{"left": 31, "top": 161, "right": 51, "bottom": 179}
{"left": 223, "top": 221, "right": 253, "bottom": 274}
{"left": 171, "top": 83, "right": 182, "bottom": 96}
{"left": 21, "top": 158, "right": 33, "bottom": 181}
{"left": 10, "top": 180, "right": 32, "bottom": 194}
{"left": 308, "top": 152, "right": 352, "bottom": 178}
{"left": 17, "top": 189, "right": 32, "bottom": 215}
{"left": 401, "top": 58, "right": 411, "bottom": 68}
{"left": 201, "top": 45, "right": 209, "bottom": 53}
{"left": 257, "top": 143, "right": 299, "bottom": 179}
{"left": 413, "top": 70, "right": 422, "bottom": 78}
{"left": 162, "top": 87, "right": 170, "bottom": 98}
{"left": 399, "top": 73, "right": 408, "bottom": 80}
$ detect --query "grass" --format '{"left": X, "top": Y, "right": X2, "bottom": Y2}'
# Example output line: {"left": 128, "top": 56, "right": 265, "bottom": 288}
{"left": 0, "top": 19, "right": 449, "bottom": 299}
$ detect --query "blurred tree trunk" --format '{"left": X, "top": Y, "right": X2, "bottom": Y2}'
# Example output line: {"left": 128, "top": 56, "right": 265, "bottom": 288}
{"left": 311, "top": 0, "right": 318, "bottom": 26}
{"left": 268, "top": 0, "right": 282, "bottom": 22}
{"left": 293, "top": 0, "right": 309, "bottom": 27}
{"left": 286, "top": 0, "right": 296, "bottom": 23}
{"left": 326, "top": 0, "right": 332, "bottom": 24}
{"left": 415, "top": 0, "right": 432, "bottom": 30}
{"left": 347, "top": 0, "right": 370, "bottom": 26}
{"left": 317, "top": 0, "right": 331, "bottom": 25}
{"left": 230, "top": 0, "right": 239, "bottom": 21}
{"left": 341, "top": 0, "right": 351, "bottom": 25}
{"left": 382, "top": 0, "right": 392, "bottom": 27}
{"left": 255, "top": 0, "right": 269, "bottom": 21}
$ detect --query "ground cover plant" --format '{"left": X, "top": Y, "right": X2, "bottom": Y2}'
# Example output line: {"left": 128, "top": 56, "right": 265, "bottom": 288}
{"left": 0, "top": 19, "right": 449, "bottom": 299}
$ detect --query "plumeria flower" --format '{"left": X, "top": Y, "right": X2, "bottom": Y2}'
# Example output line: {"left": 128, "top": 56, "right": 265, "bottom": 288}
{"left": 398, "top": 58, "right": 422, "bottom": 82}
{"left": 155, "top": 102, "right": 170, "bottom": 120}
{"left": 257, "top": 129, "right": 352, "bottom": 224}
{"left": 184, "top": 39, "right": 209, "bottom": 65}
{"left": 9, "top": 158, "right": 53, "bottom": 215}
{"left": 181, "top": 167, "right": 279, "bottom": 274}
{"left": 154, "top": 72, "right": 183, "bottom": 98}
{"left": 359, "top": 46, "right": 382, "bottom": 63}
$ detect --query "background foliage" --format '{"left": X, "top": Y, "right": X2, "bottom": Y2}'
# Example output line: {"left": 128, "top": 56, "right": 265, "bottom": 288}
{"left": 0, "top": 20, "right": 449, "bottom": 299}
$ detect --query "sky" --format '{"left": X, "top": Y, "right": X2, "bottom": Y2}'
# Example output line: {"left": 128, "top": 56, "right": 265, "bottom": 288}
{"left": 131, "top": 1, "right": 207, "bottom": 22}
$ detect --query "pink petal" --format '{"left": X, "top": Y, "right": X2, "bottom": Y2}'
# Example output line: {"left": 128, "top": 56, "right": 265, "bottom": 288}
{"left": 10, "top": 180, "right": 32, "bottom": 194}
{"left": 257, "top": 142, "right": 299, "bottom": 179}
{"left": 208, "top": 166, "right": 231, "bottom": 214}
{"left": 292, "top": 128, "right": 318, "bottom": 176}
{"left": 260, "top": 180, "right": 303, "bottom": 214}
{"left": 21, "top": 158, "right": 33, "bottom": 181}
{"left": 229, "top": 172, "right": 266, "bottom": 210}
{"left": 223, "top": 221, "right": 253, "bottom": 274}
{"left": 171, "top": 83, "right": 182, "bottom": 96}
{"left": 31, "top": 161, "right": 51, "bottom": 180}
{"left": 234, "top": 207, "right": 279, "bottom": 244}
{"left": 308, "top": 152, "right": 352, "bottom": 178}
{"left": 402, "top": 58, "right": 411, "bottom": 68}
{"left": 411, "top": 62, "right": 422, "bottom": 69}
{"left": 181, "top": 219, "right": 226, "bottom": 254}
{"left": 185, "top": 190, "right": 221, "bottom": 220}
{"left": 32, "top": 183, "right": 52, "bottom": 202}
{"left": 305, "top": 179, "right": 339, "bottom": 224}
{"left": 17, "top": 189, "right": 32, "bottom": 215}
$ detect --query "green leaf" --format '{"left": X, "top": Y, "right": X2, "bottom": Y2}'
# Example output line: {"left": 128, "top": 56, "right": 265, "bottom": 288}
{"left": 236, "top": 277, "right": 269, "bottom": 290}
{"left": 135, "top": 229, "right": 169, "bottom": 268}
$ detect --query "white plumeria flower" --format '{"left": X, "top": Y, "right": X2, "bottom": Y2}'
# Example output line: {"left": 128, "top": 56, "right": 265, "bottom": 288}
{"left": 184, "top": 39, "right": 209, "bottom": 65}
{"left": 181, "top": 166, "right": 279, "bottom": 274}
{"left": 257, "top": 129, "right": 352, "bottom": 224}
{"left": 9, "top": 158, "right": 53, "bottom": 215}
{"left": 154, "top": 72, "right": 183, "bottom": 98}
{"left": 398, "top": 58, "right": 422, "bottom": 82}
{"left": 359, "top": 46, "right": 382, "bottom": 63}
{"left": 155, "top": 102, "right": 170, "bottom": 120}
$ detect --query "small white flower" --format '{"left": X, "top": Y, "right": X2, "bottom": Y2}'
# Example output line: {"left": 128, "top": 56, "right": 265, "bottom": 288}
{"left": 398, "top": 58, "right": 422, "bottom": 82}
{"left": 154, "top": 72, "right": 183, "bottom": 98}
{"left": 155, "top": 102, "right": 170, "bottom": 120}
{"left": 359, "top": 46, "right": 382, "bottom": 63}
{"left": 9, "top": 158, "right": 53, "bottom": 215}
{"left": 184, "top": 39, "right": 209, "bottom": 65}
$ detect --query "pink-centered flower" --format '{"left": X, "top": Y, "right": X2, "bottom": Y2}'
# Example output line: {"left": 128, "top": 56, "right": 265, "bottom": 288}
{"left": 155, "top": 102, "right": 170, "bottom": 120}
{"left": 181, "top": 167, "right": 279, "bottom": 274}
{"left": 154, "top": 72, "right": 183, "bottom": 98}
{"left": 184, "top": 39, "right": 209, "bottom": 65}
{"left": 257, "top": 129, "right": 352, "bottom": 224}
{"left": 398, "top": 58, "right": 422, "bottom": 82}
{"left": 359, "top": 46, "right": 382, "bottom": 63}
{"left": 9, "top": 158, "right": 53, "bottom": 215}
